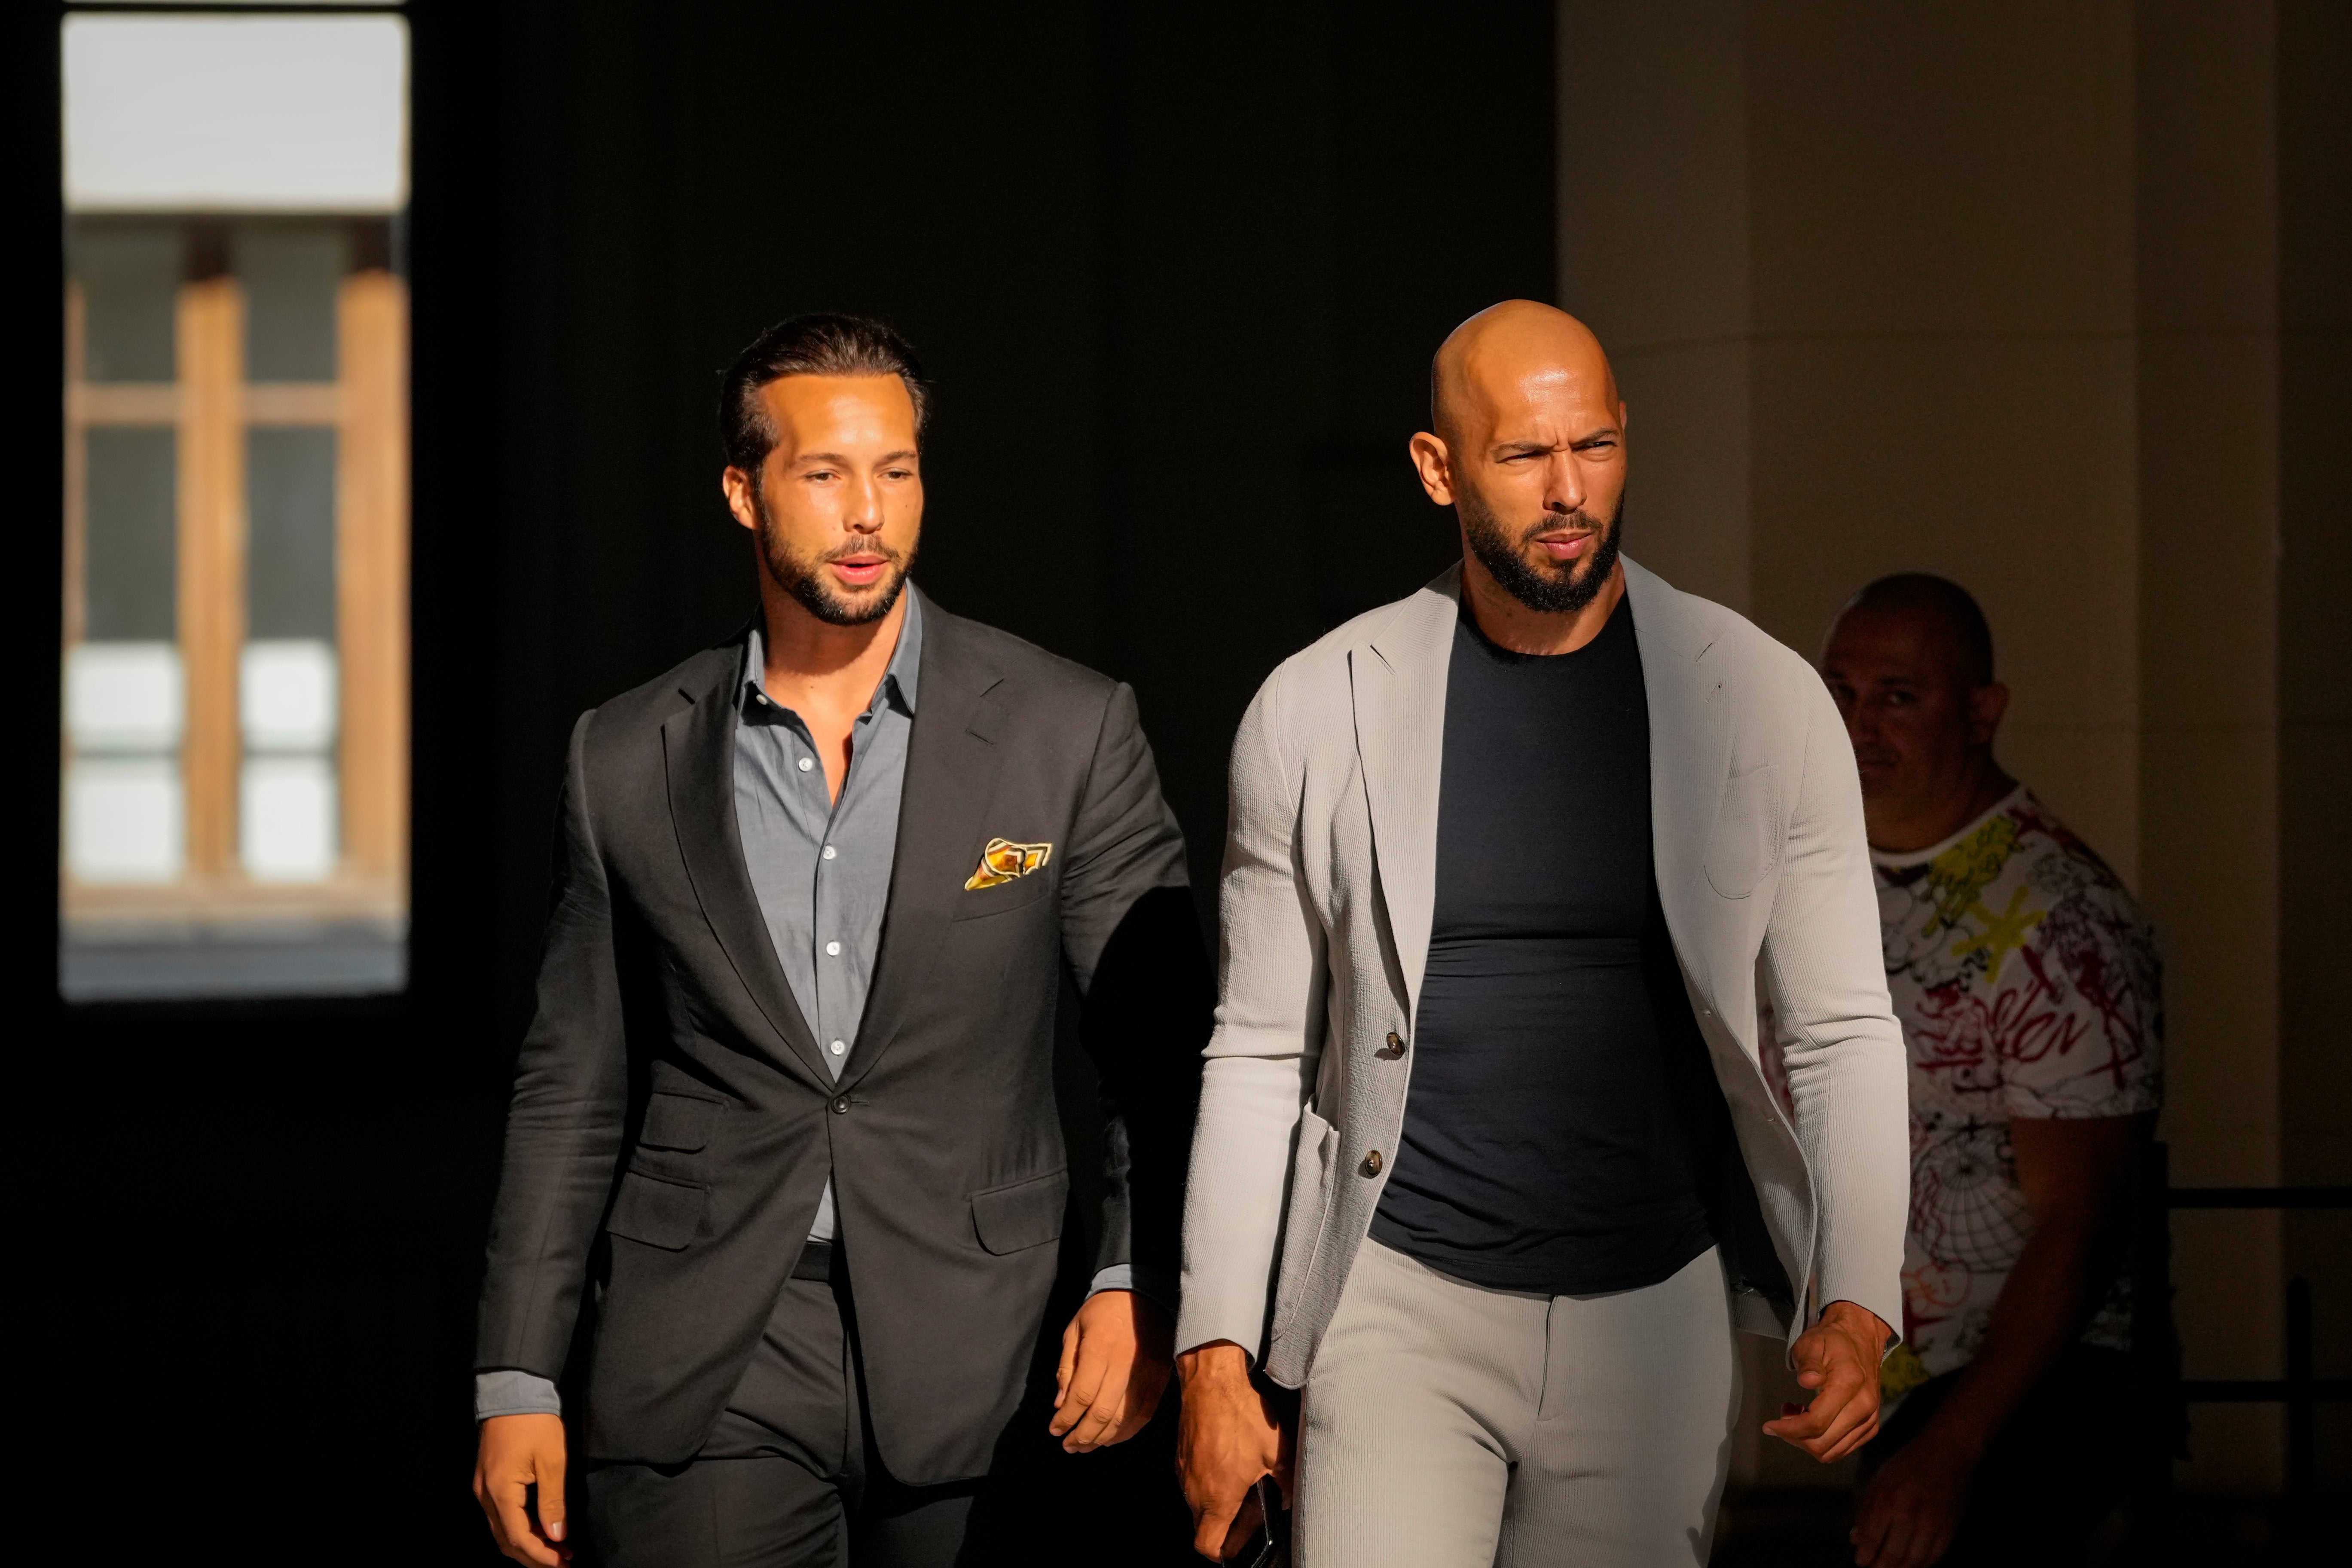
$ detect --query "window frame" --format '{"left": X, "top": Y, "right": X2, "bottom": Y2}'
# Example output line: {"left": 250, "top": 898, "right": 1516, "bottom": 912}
{"left": 34, "top": 1, "right": 429, "bottom": 1056}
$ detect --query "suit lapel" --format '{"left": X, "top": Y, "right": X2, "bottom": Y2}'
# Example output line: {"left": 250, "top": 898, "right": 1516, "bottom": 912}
{"left": 662, "top": 648, "right": 833, "bottom": 1085}
{"left": 1624, "top": 557, "right": 1735, "bottom": 1002}
{"left": 838, "top": 607, "right": 1005, "bottom": 1089}
{"left": 1354, "top": 566, "right": 1461, "bottom": 1019}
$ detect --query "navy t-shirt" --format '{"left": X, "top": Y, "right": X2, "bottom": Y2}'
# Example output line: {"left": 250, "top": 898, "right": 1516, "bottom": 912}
{"left": 1367, "top": 592, "right": 1727, "bottom": 1296}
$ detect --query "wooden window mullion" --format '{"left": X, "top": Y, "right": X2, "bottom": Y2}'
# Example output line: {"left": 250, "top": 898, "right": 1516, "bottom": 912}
{"left": 177, "top": 276, "right": 245, "bottom": 887}
{"left": 336, "top": 269, "right": 409, "bottom": 891}
{"left": 62, "top": 281, "right": 88, "bottom": 653}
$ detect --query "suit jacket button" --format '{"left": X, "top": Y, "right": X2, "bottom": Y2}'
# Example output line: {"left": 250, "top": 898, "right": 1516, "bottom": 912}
{"left": 1385, "top": 1031, "right": 1403, "bottom": 1051}
{"left": 832, "top": 1097, "right": 851, "bottom": 1114}
{"left": 1362, "top": 1149, "right": 1383, "bottom": 1176}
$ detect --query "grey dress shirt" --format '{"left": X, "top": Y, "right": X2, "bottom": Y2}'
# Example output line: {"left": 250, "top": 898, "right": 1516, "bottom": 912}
{"left": 478, "top": 594, "right": 1129, "bottom": 1421}
{"left": 735, "top": 594, "right": 928, "bottom": 1245}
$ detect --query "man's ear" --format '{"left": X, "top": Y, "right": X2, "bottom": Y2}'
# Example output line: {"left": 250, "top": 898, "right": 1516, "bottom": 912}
{"left": 1969, "top": 681, "right": 2010, "bottom": 745}
{"left": 721, "top": 465, "right": 761, "bottom": 532}
{"left": 1408, "top": 431, "right": 1454, "bottom": 506}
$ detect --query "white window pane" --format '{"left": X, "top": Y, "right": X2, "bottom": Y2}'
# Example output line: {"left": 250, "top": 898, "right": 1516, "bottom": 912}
{"left": 241, "top": 755, "right": 339, "bottom": 882}
{"left": 242, "top": 639, "right": 338, "bottom": 753}
{"left": 64, "top": 16, "right": 409, "bottom": 213}
{"left": 66, "top": 641, "right": 184, "bottom": 753}
{"left": 68, "top": 758, "right": 185, "bottom": 883}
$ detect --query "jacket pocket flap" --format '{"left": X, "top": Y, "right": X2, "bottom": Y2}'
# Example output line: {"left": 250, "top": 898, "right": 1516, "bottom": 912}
{"left": 970, "top": 1169, "right": 1069, "bottom": 1255}
{"left": 606, "top": 1171, "right": 706, "bottom": 1251}
{"left": 637, "top": 1092, "right": 721, "bottom": 1152}
{"left": 1705, "top": 763, "right": 1782, "bottom": 899}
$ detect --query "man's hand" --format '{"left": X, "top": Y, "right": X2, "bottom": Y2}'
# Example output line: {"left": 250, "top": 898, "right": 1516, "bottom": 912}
{"left": 1762, "top": 1300, "right": 1889, "bottom": 1463}
{"left": 1051, "top": 1289, "right": 1174, "bottom": 1452}
{"left": 473, "top": 1413, "right": 570, "bottom": 1565}
{"left": 1851, "top": 1429, "right": 1973, "bottom": 1567}
{"left": 1176, "top": 1341, "right": 1292, "bottom": 1561}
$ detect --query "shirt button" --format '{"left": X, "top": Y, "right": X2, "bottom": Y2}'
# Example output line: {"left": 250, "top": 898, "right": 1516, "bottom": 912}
{"left": 832, "top": 1094, "right": 851, "bottom": 1112}
{"left": 822, "top": 845, "right": 837, "bottom": 860}
{"left": 825, "top": 941, "right": 842, "bottom": 957}
{"left": 830, "top": 1039, "right": 846, "bottom": 1056}
{"left": 796, "top": 757, "right": 813, "bottom": 773}
{"left": 1362, "top": 1149, "right": 1384, "bottom": 1176}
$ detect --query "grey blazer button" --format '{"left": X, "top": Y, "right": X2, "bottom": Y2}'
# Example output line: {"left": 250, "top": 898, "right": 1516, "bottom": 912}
{"left": 832, "top": 1096, "right": 851, "bottom": 1114}
{"left": 1386, "top": 1031, "right": 1402, "bottom": 1049}
{"left": 1362, "top": 1149, "right": 1384, "bottom": 1176}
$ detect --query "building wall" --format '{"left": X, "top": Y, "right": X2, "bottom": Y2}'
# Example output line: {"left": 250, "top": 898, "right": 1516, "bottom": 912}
{"left": 2134, "top": 0, "right": 2288, "bottom": 1492}
{"left": 1560, "top": 0, "right": 2348, "bottom": 1498}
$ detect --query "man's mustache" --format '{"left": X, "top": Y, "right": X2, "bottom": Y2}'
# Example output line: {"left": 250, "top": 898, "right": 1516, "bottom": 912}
{"left": 822, "top": 539, "right": 905, "bottom": 567}
{"left": 1518, "top": 510, "right": 1611, "bottom": 546}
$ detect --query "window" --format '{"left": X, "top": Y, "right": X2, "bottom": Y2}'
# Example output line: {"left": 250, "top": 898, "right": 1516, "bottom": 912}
{"left": 61, "top": 11, "right": 409, "bottom": 1001}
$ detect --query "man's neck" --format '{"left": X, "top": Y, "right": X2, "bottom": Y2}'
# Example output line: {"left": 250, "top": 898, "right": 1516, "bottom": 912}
{"left": 1867, "top": 758, "right": 2018, "bottom": 855}
{"left": 757, "top": 576, "right": 906, "bottom": 708}
{"left": 1460, "top": 553, "right": 1625, "bottom": 656}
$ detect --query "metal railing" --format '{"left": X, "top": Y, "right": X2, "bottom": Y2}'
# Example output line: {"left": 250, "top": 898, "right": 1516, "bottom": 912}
{"left": 2131, "top": 1144, "right": 2352, "bottom": 1557}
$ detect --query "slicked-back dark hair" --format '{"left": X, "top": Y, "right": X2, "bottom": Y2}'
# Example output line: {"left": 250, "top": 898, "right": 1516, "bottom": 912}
{"left": 719, "top": 312, "right": 930, "bottom": 477}
{"left": 1844, "top": 572, "right": 1997, "bottom": 685}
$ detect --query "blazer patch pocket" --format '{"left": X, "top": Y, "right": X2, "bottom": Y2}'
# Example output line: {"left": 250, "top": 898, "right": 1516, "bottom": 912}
{"left": 970, "top": 1169, "right": 1069, "bottom": 1255}
{"left": 636, "top": 1091, "right": 722, "bottom": 1152}
{"left": 606, "top": 1171, "right": 707, "bottom": 1251}
{"left": 1705, "top": 763, "right": 1782, "bottom": 899}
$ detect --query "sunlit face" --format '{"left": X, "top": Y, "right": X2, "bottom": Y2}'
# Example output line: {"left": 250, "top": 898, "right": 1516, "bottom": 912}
{"left": 1820, "top": 608, "right": 1997, "bottom": 822}
{"left": 724, "top": 373, "right": 922, "bottom": 625}
{"left": 1440, "top": 358, "right": 1628, "bottom": 614}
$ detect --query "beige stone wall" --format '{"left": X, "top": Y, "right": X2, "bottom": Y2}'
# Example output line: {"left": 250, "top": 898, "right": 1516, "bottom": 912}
{"left": 1559, "top": 0, "right": 2347, "bottom": 1499}
{"left": 2135, "top": 0, "right": 2289, "bottom": 1493}
{"left": 2275, "top": 0, "right": 2352, "bottom": 1494}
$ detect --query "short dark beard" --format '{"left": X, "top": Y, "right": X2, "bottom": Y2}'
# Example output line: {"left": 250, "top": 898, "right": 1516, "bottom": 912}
{"left": 1460, "top": 489, "right": 1625, "bottom": 616}
{"left": 754, "top": 487, "right": 915, "bottom": 627}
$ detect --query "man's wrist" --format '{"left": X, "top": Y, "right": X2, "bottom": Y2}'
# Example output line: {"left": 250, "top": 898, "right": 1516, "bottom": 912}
{"left": 1176, "top": 1338, "right": 1253, "bottom": 1387}
{"left": 1819, "top": 1299, "right": 1894, "bottom": 1352}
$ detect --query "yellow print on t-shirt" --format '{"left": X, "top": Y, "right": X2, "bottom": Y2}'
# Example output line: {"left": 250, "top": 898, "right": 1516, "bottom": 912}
{"left": 1923, "top": 813, "right": 2020, "bottom": 936}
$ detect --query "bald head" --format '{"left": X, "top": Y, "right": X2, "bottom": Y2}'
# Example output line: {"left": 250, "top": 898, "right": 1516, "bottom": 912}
{"left": 1820, "top": 573, "right": 2014, "bottom": 850}
{"left": 1829, "top": 573, "right": 1995, "bottom": 687}
{"left": 1407, "top": 300, "right": 1631, "bottom": 637}
{"left": 1430, "top": 300, "right": 1621, "bottom": 445}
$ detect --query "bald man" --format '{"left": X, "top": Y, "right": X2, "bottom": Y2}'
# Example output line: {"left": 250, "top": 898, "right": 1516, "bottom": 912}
{"left": 1173, "top": 301, "right": 1908, "bottom": 1567}
{"left": 1822, "top": 577, "right": 2161, "bottom": 1568}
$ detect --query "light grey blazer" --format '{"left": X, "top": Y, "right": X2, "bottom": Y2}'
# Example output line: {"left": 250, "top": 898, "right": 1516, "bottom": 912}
{"left": 1176, "top": 558, "right": 1908, "bottom": 1387}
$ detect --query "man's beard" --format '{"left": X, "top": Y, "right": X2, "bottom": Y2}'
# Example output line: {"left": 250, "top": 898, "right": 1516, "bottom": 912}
{"left": 756, "top": 496, "right": 915, "bottom": 627}
{"left": 1460, "top": 489, "right": 1624, "bottom": 616}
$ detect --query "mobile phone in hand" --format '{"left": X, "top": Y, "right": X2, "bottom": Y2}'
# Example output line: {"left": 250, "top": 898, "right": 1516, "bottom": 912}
{"left": 1237, "top": 1476, "right": 1291, "bottom": 1568}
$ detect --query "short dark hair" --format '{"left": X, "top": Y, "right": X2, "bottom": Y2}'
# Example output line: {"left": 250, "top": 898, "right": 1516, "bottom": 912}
{"left": 1843, "top": 572, "right": 1996, "bottom": 685}
{"left": 718, "top": 312, "right": 930, "bottom": 476}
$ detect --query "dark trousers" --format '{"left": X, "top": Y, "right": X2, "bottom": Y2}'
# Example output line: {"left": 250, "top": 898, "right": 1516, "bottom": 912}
{"left": 581, "top": 1242, "right": 987, "bottom": 1568}
{"left": 1858, "top": 1345, "right": 2133, "bottom": 1568}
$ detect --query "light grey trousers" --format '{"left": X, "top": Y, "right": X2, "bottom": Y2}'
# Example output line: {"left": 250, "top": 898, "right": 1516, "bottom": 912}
{"left": 1295, "top": 1239, "right": 1740, "bottom": 1568}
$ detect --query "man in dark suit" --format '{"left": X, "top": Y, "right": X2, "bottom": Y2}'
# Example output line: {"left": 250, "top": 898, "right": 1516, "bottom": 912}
{"left": 470, "top": 314, "right": 1206, "bottom": 1567}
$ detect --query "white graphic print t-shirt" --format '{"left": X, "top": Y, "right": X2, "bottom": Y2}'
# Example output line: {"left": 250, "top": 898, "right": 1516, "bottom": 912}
{"left": 1872, "top": 787, "right": 2162, "bottom": 1395}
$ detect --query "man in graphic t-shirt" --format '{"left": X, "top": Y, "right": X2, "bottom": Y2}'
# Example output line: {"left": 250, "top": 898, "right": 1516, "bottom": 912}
{"left": 1820, "top": 575, "right": 2162, "bottom": 1568}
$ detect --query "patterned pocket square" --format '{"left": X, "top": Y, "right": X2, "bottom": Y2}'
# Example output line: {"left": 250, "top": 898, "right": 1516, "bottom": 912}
{"left": 965, "top": 837, "right": 1054, "bottom": 891}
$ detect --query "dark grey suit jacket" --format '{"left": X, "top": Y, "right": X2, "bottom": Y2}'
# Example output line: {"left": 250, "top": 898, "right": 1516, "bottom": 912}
{"left": 474, "top": 592, "right": 1207, "bottom": 1483}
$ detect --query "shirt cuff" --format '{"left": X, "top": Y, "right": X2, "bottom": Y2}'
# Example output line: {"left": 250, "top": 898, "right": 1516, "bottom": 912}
{"left": 1087, "top": 1263, "right": 1176, "bottom": 1317}
{"left": 476, "top": 1369, "right": 562, "bottom": 1421}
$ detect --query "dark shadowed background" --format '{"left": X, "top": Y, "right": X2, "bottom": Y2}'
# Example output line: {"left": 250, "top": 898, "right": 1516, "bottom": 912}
{"left": 15, "top": 3, "right": 1552, "bottom": 1559}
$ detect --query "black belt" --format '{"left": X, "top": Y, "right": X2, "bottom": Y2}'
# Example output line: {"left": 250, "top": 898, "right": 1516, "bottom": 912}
{"left": 791, "top": 1238, "right": 837, "bottom": 1282}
